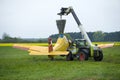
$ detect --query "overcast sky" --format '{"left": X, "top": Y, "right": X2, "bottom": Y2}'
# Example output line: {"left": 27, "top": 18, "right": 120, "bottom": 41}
{"left": 0, "top": 0, "right": 120, "bottom": 38}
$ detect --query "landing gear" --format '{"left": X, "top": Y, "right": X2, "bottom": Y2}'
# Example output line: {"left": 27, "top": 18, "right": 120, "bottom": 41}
{"left": 66, "top": 52, "right": 73, "bottom": 61}
{"left": 48, "top": 55, "right": 54, "bottom": 60}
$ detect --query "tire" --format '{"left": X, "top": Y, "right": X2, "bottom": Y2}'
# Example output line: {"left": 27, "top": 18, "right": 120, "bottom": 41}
{"left": 93, "top": 50, "right": 103, "bottom": 61}
{"left": 66, "top": 52, "right": 73, "bottom": 61}
{"left": 78, "top": 50, "right": 89, "bottom": 61}
{"left": 48, "top": 55, "right": 54, "bottom": 60}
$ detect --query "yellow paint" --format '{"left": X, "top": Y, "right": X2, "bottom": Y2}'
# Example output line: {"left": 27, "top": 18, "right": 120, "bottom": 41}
{"left": 29, "top": 36, "right": 69, "bottom": 55}
{"left": 13, "top": 35, "right": 69, "bottom": 55}
{"left": 13, "top": 44, "right": 31, "bottom": 48}
{"left": 29, "top": 46, "right": 48, "bottom": 53}
{"left": 53, "top": 36, "right": 69, "bottom": 51}
{"left": 29, "top": 51, "right": 68, "bottom": 55}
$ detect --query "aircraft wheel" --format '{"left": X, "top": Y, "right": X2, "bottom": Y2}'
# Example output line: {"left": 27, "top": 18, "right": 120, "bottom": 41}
{"left": 48, "top": 55, "right": 54, "bottom": 60}
{"left": 66, "top": 52, "right": 73, "bottom": 61}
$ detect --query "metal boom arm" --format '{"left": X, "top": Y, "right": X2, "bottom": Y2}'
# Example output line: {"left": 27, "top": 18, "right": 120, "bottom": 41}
{"left": 58, "top": 6, "right": 93, "bottom": 46}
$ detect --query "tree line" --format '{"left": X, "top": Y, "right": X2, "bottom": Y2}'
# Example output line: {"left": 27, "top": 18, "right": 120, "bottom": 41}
{"left": 0, "top": 31, "right": 120, "bottom": 43}
{"left": 0, "top": 33, "right": 48, "bottom": 43}
{"left": 50, "top": 31, "right": 120, "bottom": 42}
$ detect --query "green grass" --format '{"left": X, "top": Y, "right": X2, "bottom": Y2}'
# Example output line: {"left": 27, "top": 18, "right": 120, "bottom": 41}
{"left": 0, "top": 46, "right": 120, "bottom": 80}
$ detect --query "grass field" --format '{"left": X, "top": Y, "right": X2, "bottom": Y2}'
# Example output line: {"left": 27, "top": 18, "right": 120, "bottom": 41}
{"left": 0, "top": 44, "right": 120, "bottom": 80}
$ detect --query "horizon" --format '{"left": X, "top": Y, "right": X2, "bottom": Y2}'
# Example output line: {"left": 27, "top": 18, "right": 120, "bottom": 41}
{"left": 1, "top": 30, "right": 119, "bottom": 39}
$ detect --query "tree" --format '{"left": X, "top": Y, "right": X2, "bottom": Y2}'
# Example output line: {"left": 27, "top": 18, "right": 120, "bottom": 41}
{"left": 65, "top": 33, "right": 72, "bottom": 40}
{"left": 2, "top": 33, "right": 22, "bottom": 43}
{"left": 93, "top": 31, "right": 105, "bottom": 41}
{"left": 2, "top": 33, "right": 11, "bottom": 40}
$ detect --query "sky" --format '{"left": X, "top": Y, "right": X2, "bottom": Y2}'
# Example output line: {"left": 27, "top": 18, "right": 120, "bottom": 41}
{"left": 0, "top": 0, "right": 120, "bottom": 39}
